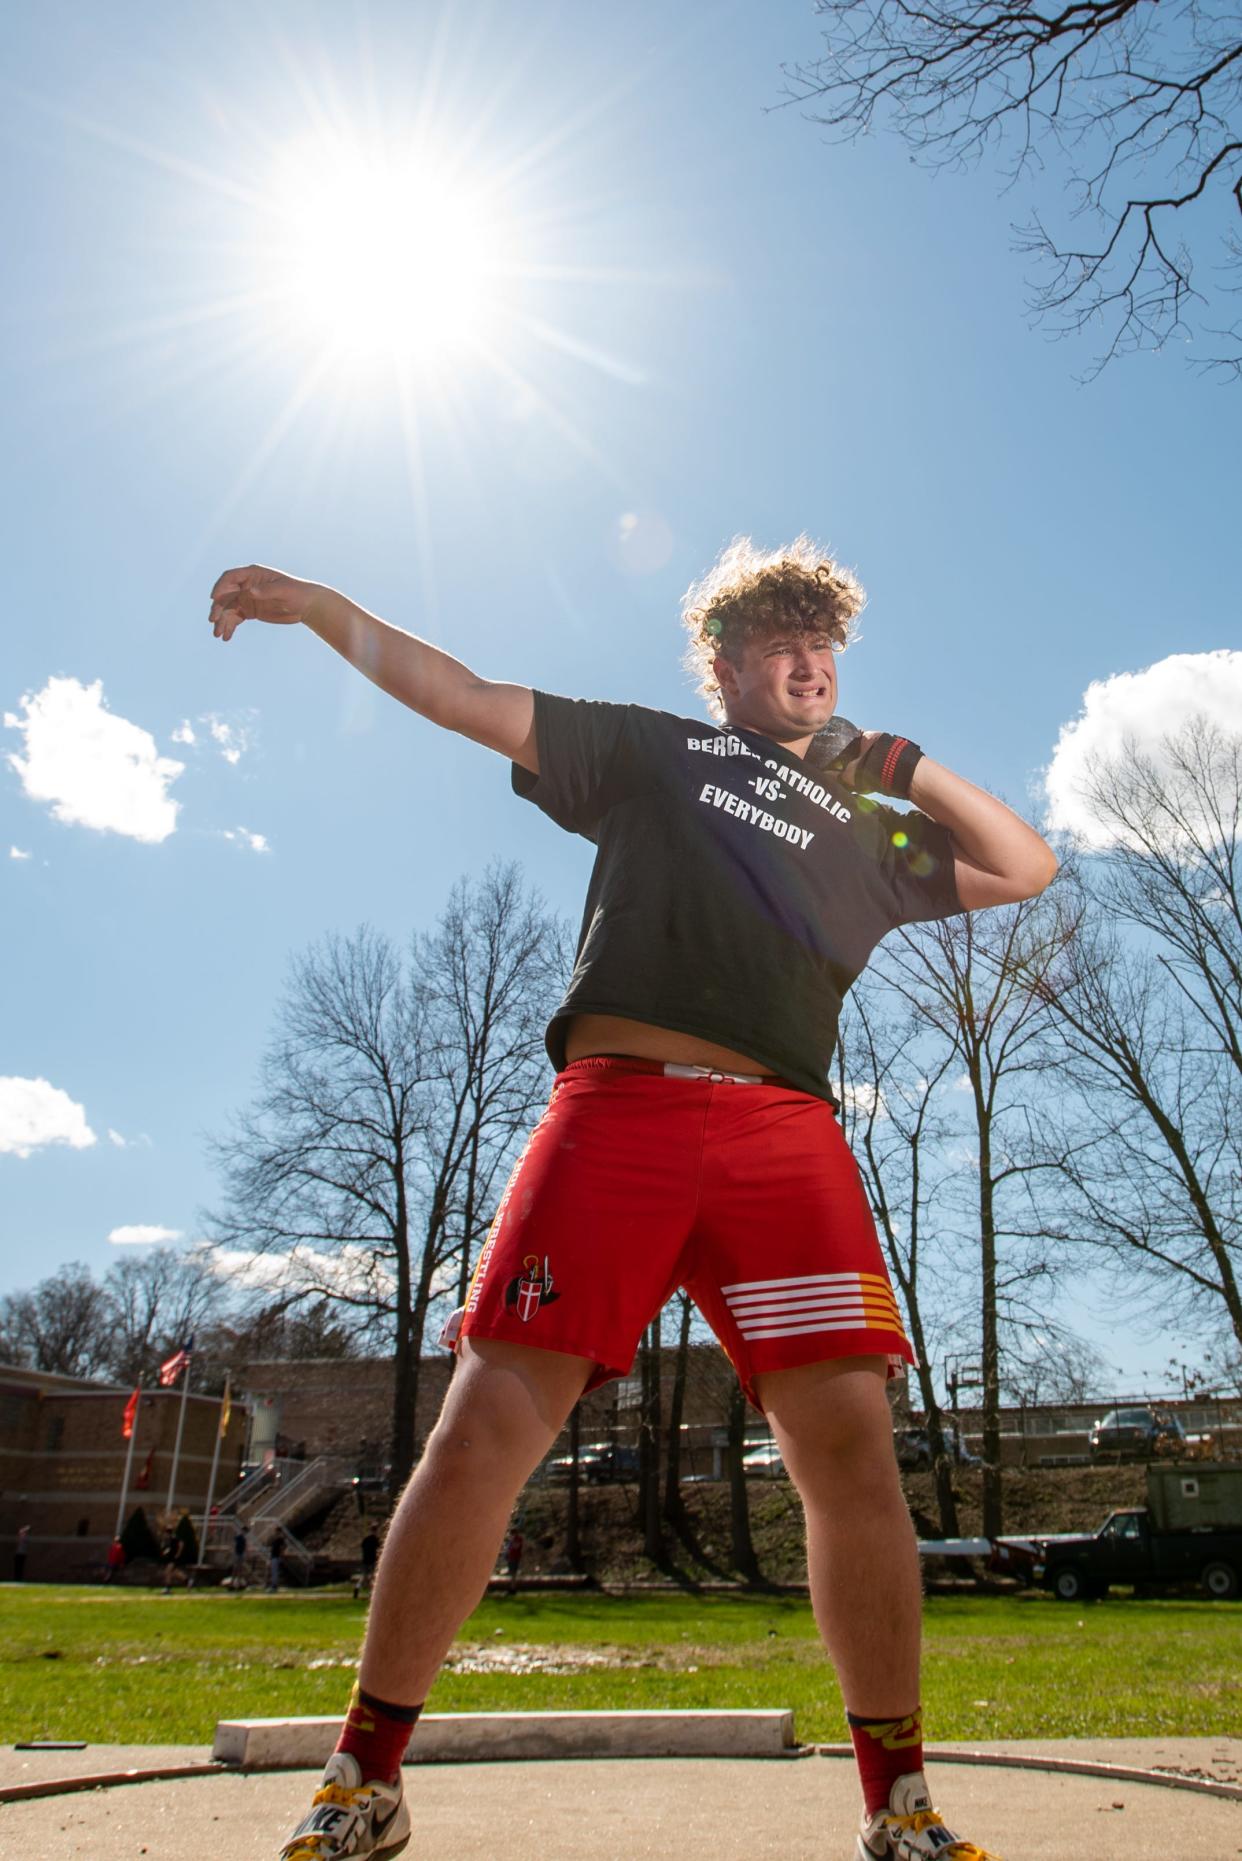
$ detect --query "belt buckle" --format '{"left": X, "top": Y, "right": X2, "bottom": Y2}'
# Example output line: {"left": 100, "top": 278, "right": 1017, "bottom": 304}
{"left": 663, "top": 1061, "right": 763, "bottom": 1085}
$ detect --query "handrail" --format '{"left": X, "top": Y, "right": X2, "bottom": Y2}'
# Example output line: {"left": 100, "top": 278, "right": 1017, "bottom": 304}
{"left": 214, "top": 1457, "right": 306, "bottom": 1517}
{"left": 248, "top": 1455, "right": 352, "bottom": 1527}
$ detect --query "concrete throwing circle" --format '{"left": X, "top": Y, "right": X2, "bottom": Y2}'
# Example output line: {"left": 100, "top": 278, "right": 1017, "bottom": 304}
{"left": 3, "top": 1756, "right": 1241, "bottom": 1861}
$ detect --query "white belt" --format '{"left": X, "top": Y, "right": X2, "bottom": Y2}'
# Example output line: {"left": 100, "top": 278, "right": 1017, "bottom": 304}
{"left": 662, "top": 1061, "right": 769, "bottom": 1085}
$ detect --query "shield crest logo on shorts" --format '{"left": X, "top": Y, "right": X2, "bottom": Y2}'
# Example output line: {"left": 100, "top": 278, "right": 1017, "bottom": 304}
{"left": 506, "top": 1253, "right": 560, "bottom": 1322}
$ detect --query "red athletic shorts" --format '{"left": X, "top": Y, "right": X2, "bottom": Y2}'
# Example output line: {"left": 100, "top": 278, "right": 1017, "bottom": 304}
{"left": 451, "top": 1057, "right": 913, "bottom": 1409}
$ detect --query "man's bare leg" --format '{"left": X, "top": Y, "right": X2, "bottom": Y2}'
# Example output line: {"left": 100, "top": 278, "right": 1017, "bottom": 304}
{"left": 756, "top": 1356, "right": 921, "bottom": 1713}
{"left": 359, "top": 1336, "right": 592, "bottom": 1705}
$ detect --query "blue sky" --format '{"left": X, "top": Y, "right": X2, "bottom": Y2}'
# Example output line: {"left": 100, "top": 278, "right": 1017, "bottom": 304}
{"left": 1, "top": 0, "right": 1237, "bottom": 1390}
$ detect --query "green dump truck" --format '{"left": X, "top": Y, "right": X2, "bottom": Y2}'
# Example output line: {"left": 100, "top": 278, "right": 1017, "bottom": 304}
{"left": 990, "top": 1462, "right": 1242, "bottom": 1602}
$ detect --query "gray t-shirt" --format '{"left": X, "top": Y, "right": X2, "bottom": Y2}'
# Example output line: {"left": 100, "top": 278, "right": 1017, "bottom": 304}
{"left": 513, "top": 692, "right": 962, "bottom": 1103}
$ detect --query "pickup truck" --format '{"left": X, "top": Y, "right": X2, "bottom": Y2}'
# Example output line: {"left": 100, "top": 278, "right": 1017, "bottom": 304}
{"left": 990, "top": 1462, "right": 1242, "bottom": 1603}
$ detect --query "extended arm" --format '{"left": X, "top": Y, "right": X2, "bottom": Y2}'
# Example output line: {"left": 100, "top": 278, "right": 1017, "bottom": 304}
{"left": 209, "top": 567, "right": 538, "bottom": 773}
{"left": 834, "top": 727, "right": 1058, "bottom": 909}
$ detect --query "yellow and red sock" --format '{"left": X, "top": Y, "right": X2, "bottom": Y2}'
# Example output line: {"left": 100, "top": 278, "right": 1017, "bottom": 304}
{"left": 846, "top": 1706, "right": 924, "bottom": 1816}
{"left": 335, "top": 1681, "right": 423, "bottom": 1785}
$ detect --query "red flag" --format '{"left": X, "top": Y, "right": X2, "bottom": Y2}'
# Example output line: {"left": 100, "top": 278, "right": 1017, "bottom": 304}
{"left": 135, "top": 1446, "right": 155, "bottom": 1490}
{"left": 121, "top": 1389, "right": 139, "bottom": 1439}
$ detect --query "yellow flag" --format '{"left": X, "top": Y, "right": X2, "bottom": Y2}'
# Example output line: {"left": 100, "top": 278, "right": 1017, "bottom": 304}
{"left": 219, "top": 1380, "right": 232, "bottom": 1439}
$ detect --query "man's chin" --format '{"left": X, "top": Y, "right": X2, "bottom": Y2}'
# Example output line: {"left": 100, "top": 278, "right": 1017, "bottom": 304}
{"left": 779, "top": 707, "right": 835, "bottom": 738}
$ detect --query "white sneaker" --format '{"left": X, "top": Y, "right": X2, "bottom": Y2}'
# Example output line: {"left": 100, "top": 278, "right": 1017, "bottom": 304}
{"left": 278, "top": 1750, "right": 411, "bottom": 1859}
{"left": 856, "top": 1771, "right": 1002, "bottom": 1859}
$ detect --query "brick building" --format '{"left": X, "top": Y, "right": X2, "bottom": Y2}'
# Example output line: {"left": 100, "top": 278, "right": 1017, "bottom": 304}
{"left": 0, "top": 1362, "right": 244, "bottom": 1582}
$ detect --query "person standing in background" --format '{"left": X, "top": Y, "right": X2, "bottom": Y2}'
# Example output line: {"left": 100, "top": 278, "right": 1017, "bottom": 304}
{"left": 503, "top": 1527, "right": 525, "bottom": 1593}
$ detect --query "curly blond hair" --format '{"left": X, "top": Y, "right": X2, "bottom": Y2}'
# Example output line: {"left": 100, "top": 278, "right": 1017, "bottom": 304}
{"left": 682, "top": 535, "right": 866, "bottom": 720}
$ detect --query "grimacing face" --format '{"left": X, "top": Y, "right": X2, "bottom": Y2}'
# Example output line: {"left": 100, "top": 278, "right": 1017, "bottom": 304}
{"left": 714, "top": 631, "right": 839, "bottom": 746}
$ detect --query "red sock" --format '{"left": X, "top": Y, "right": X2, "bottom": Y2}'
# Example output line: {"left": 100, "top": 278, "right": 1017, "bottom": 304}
{"left": 847, "top": 1707, "right": 924, "bottom": 1816}
{"left": 335, "top": 1682, "right": 423, "bottom": 1785}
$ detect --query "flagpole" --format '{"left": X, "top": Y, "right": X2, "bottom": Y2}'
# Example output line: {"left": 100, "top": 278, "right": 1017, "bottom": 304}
{"left": 166, "top": 1361, "right": 192, "bottom": 1513}
{"left": 115, "top": 1385, "right": 142, "bottom": 1540}
{"left": 199, "top": 1373, "right": 230, "bottom": 1560}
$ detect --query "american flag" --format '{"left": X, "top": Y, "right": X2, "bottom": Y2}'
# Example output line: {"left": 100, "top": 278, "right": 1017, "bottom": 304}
{"left": 158, "top": 1339, "right": 193, "bottom": 1386}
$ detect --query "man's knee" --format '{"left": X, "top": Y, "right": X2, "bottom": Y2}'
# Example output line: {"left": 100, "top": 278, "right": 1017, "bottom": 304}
{"left": 756, "top": 1357, "right": 900, "bottom": 1496}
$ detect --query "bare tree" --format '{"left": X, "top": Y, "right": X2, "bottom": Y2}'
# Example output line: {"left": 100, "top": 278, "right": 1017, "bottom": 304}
{"left": 1039, "top": 898, "right": 1242, "bottom": 1350}
{"left": 725, "top": 1378, "right": 763, "bottom": 1584}
{"left": 1076, "top": 720, "right": 1242, "bottom": 1080}
{"left": 837, "top": 987, "right": 964, "bottom": 1536}
{"left": 882, "top": 895, "right": 1074, "bottom": 1537}
{"left": 565, "top": 1398, "right": 584, "bottom": 1573}
{"left": 208, "top": 1294, "right": 359, "bottom": 1366}
{"left": 786, "top": 0, "right": 1242, "bottom": 376}
{"left": 421, "top": 866, "right": 569, "bottom": 1323}
{"left": 663, "top": 1292, "right": 695, "bottom": 1534}
{"left": 0, "top": 1262, "right": 112, "bottom": 1379}
{"left": 1037, "top": 721, "right": 1242, "bottom": 1353}
{"left": 637, "top": 1313, "right": 666, "bottom": 1567}
{"left": 202, "top": 864, "right": 565, "bottom": 1490}
{"left": 659, "top": 1291, "right": 726, "bottom": 1573}
{"left": 101, "top": 1247, "right": 225, "bottom": 1387}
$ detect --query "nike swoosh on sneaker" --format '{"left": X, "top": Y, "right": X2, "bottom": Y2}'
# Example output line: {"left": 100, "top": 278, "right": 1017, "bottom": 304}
{"left": 371, "top": 1798, "right": 408, "bottom": 1853}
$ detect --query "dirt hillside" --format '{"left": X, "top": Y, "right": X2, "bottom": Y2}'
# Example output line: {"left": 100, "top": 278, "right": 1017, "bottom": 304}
{"left": 310, "top": 1464, "right": 1152, "bottom": 1587}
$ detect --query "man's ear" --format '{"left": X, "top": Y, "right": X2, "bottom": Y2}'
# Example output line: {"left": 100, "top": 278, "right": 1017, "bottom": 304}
{"left": 712, "top": 651, "right": 738, "bottom": 702}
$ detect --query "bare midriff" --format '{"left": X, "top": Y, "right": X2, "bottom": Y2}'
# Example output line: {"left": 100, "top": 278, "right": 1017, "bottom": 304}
{"left": 562, "top": 1012, "right": 776, "bottom": 1077}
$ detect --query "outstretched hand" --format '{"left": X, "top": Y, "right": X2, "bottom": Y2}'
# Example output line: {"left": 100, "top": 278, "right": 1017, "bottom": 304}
{"left": 209, "top": 565, "right": 323, "bottom": 642}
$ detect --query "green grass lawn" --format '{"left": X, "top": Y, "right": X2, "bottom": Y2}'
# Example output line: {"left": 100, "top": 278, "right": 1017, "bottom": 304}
{"left": 1, "top": 1585, "right": 1236, "bottom": 1746}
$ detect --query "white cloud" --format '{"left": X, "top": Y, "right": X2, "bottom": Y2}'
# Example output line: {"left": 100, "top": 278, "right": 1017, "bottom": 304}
{"left": 205, "top": 714, "right": 245, "bottom": 764}
{"left": 107, "top": 1129, "right": 152, "bottom": 1149}
{"left": 4, "top": 677, "right": 184, "bottom": 843}
{"left": 0, "top": 1076, "right": 96, "bottom": 1159}
{"left": 841, "top": 1080, "right": 888, "bottom": 1121}
{"left": 9, "top": 846, "right": 30, "bottom": 860}
{"left": 108, "top": 1223, "right": 183, "bottom": 1244}
{"left": 1043, "top": 651, "right": 1242, "bottom": 849}
{"left": 210, "top": 1243, "right": 394, "bottom": 1301}
{"left": 169, "top": 710, "right": 254, "bottom": 764}
{"left": 220, "top": 825, "right": 270, "bottom": 853}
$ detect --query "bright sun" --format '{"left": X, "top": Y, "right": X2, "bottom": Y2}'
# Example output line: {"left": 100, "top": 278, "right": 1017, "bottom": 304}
{"left": 267, "top": 137, "right": 513, "bottom": 366}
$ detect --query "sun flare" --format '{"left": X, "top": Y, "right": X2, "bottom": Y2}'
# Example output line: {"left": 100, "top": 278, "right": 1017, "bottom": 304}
{"left": 267, "top": 137, "right": 514, "bottom": 366}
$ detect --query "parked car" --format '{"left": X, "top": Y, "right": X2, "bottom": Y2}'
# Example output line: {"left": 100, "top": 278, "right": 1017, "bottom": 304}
{"left": 741, "top": 1440, "right": 786, "bottom": 1478}
{"left": 895, "top": 1419, "right": 980, "bottom": 1471}
{"left": 544, "top": 1442, "right": 641, "bottom": 1484}
{"left": 1088, "top": 1407, "right": 1186, "bottom": 1461}
{"left": 990, "top": 1462, "right": 1242, "bottom": 1601}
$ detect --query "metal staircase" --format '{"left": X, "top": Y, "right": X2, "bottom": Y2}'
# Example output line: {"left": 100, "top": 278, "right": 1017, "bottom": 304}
{"left": 204, "top": 1454, "right": 353, "bottom": 1584}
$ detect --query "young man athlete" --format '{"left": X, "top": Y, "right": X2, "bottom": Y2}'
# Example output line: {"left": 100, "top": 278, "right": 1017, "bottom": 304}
{"left": 208, "top": 538, "right": 1056, "bottom": 1861}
